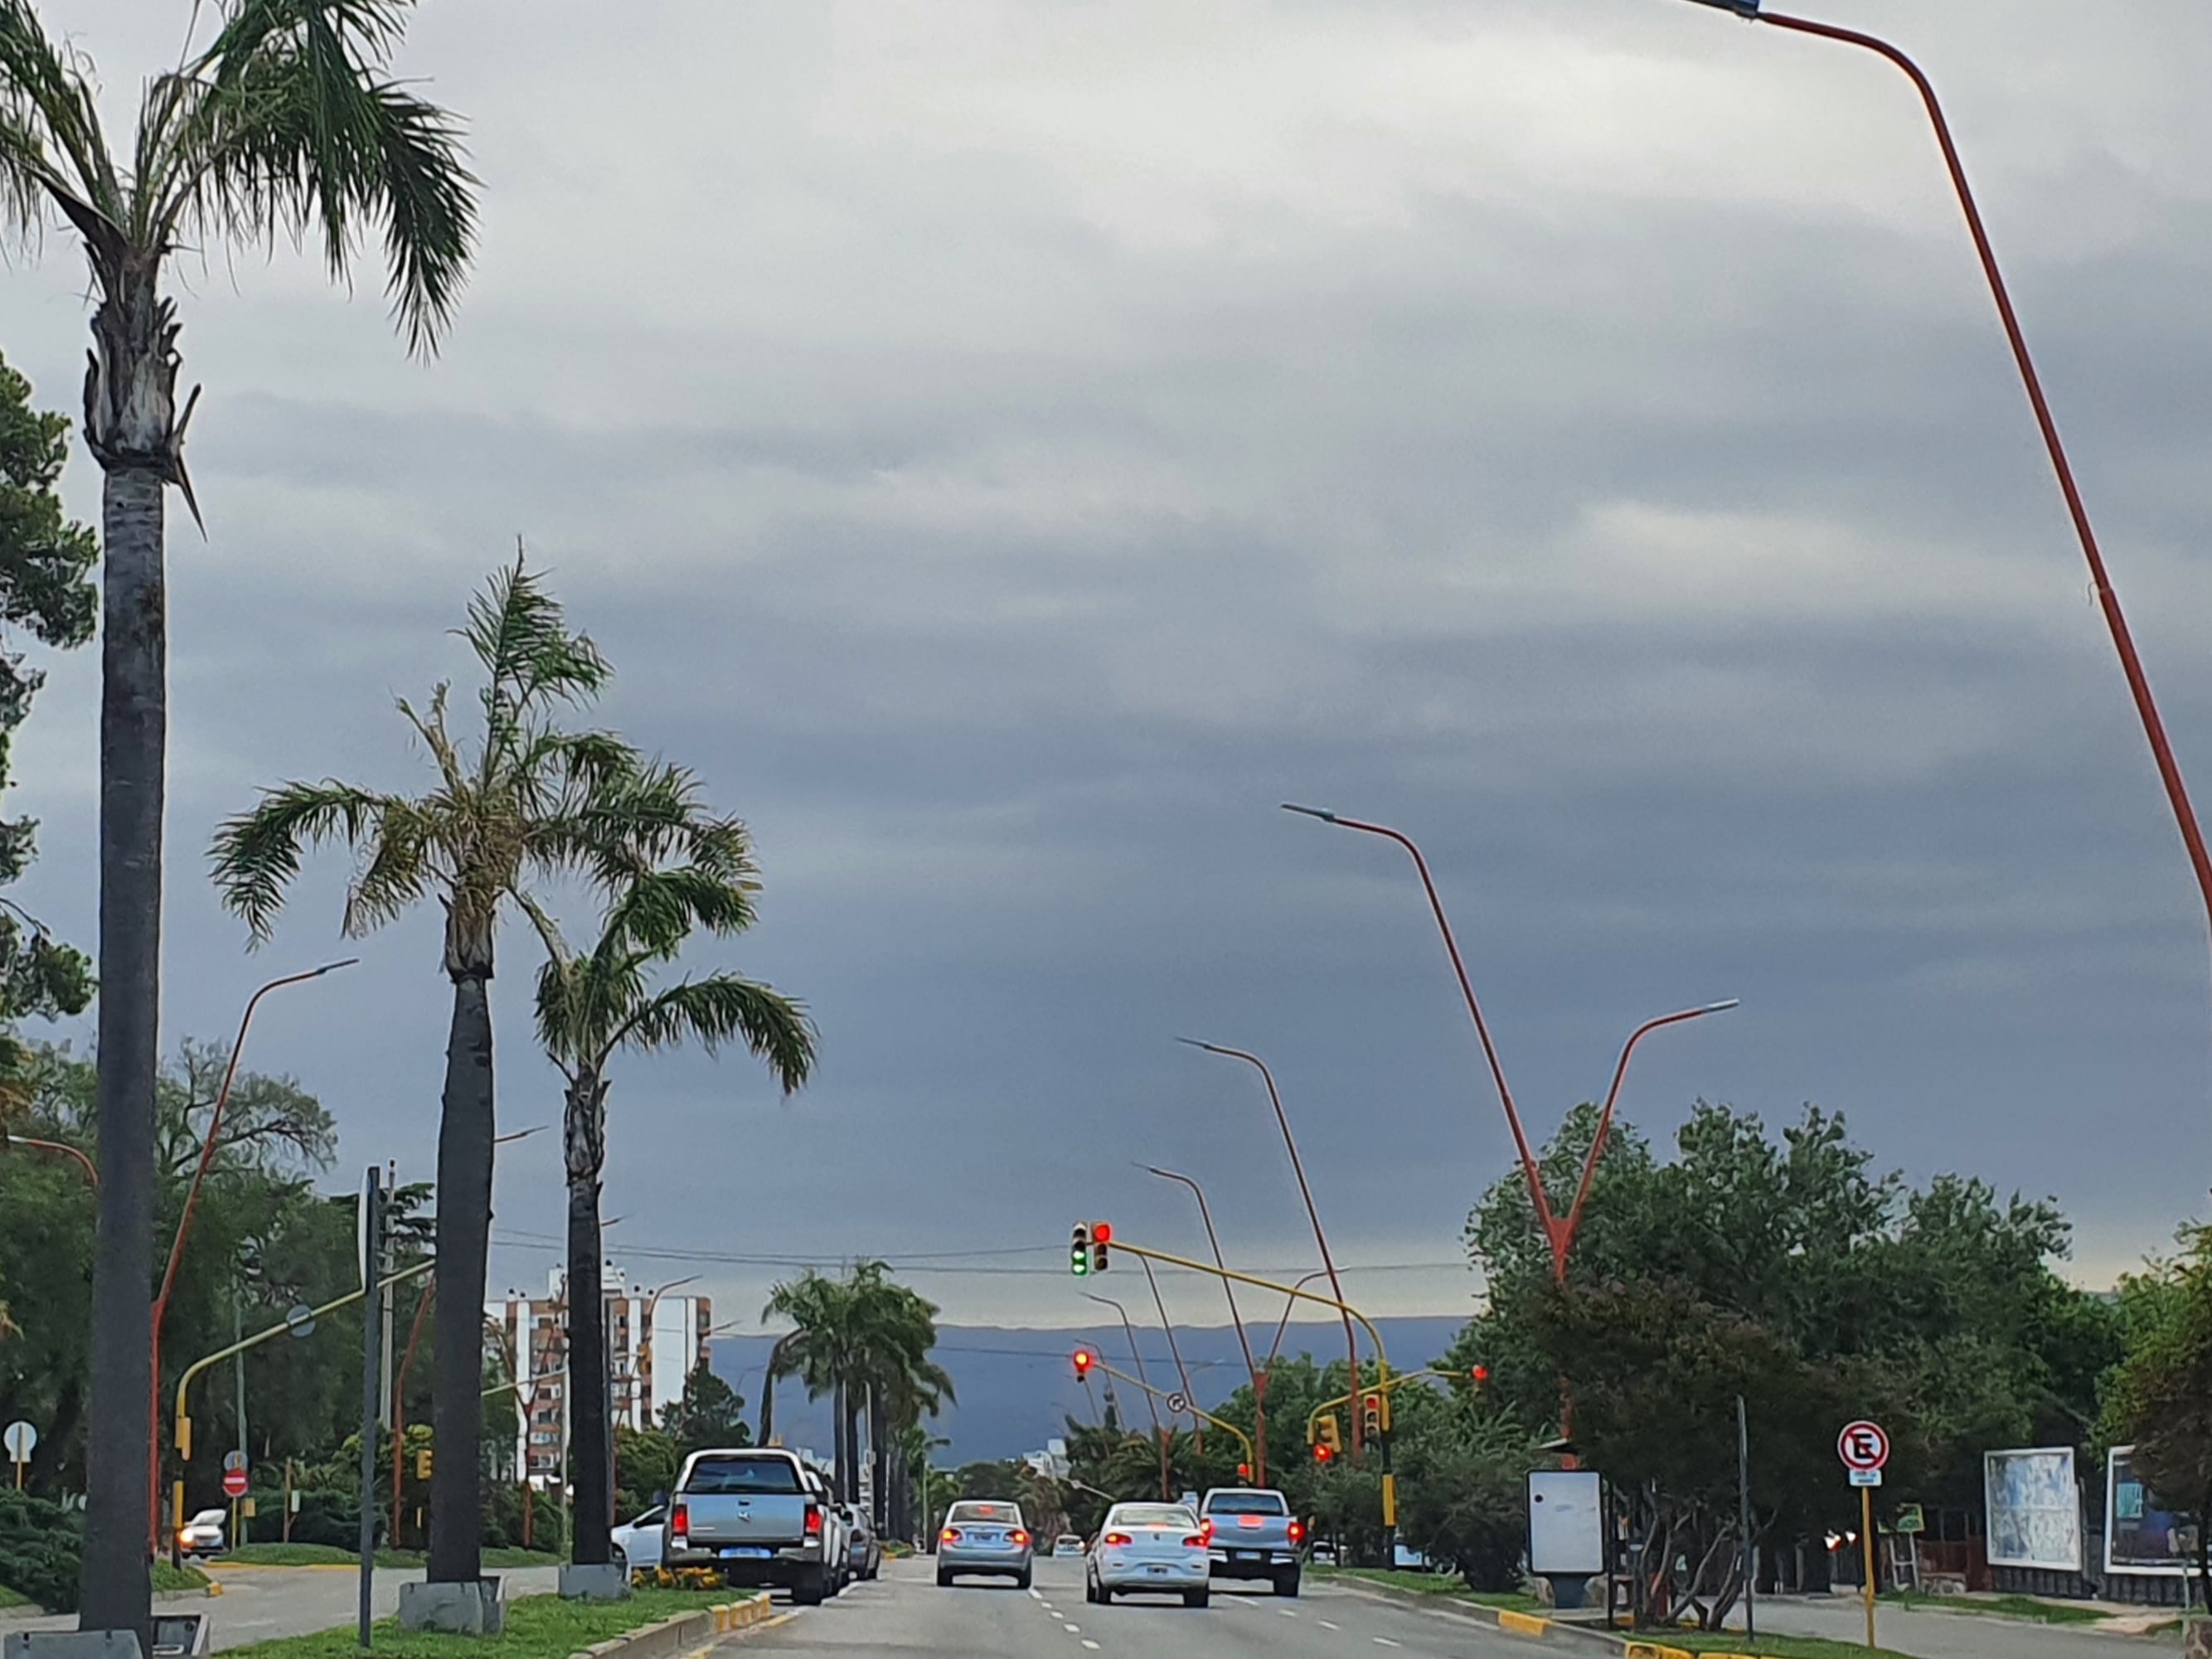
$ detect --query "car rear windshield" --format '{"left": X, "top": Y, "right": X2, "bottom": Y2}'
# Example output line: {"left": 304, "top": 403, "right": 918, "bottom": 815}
{"left": 1115, "top": 1506, "right": 1197, "bottom": 1530}
{"left": 1205, "top": 1491, "right": 1288, "bottom": 1516}
{"left": 947, "top": 1501, "right": 1021, "bottom": 1525}
{"left": 682, "top": 1456, "right": 803, "bottom": 1495}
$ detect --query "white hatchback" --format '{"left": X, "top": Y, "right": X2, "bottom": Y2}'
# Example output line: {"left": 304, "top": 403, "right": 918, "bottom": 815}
{"left": 1084, "top": 1503, "right": 1210, "bottom": 1608}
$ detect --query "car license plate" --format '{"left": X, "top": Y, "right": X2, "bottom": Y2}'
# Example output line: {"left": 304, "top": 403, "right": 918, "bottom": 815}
{"left": 1147, "top": 1564, "right": 1169, "bottom": 1575}
{"left": 1233, "top": 1550, "right": 1255, "bottom": 1561}
{"left": 719, "top": 1546, "right": 772, "bottom": 1560}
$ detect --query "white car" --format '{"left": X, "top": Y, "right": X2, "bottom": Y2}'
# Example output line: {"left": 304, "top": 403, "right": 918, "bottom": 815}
{"left": 1084, "top": 1502, "right": 1210, "bottom": 1608}
{"left": 1053, "top": 1534, "right": 1085, "bottom": 1557}
{"left": 611, "top": 1506, "right": 665, "bottom": 1573}
{"left": 177, "top": 1509, "right": 227, "bottom": 1557}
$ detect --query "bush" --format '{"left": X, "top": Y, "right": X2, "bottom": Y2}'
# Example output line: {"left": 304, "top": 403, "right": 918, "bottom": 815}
{"left": 0, "top": 1489, "right": 81, "bottom": 1613}
{"left": 246, "top": 1489, "right": 361, "bottom": 1550}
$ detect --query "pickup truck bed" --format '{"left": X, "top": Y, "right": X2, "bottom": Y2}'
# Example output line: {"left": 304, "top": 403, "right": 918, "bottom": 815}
{"left": 1198, "top": 1487, "right": 1304, "bottom": 1596}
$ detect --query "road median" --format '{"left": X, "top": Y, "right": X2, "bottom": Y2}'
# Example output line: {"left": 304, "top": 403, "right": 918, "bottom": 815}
{"left": 221, "top": 1587, "right": 776, "bottom": 1659}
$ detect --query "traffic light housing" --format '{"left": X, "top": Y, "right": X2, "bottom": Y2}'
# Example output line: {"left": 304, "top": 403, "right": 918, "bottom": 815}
{"left": 415, "top": 1448, "right": 434, "bottom": 1481}
{"left": 1237, "top": 1463, "right": 1251, "bottom": 1482}
{"left": 1361, "top": 1392, "right": 1385, "bottom": 1443}
{"left": 1073, "top": 1347, "right": 1095, "bottom": 1381}
{"left": 1070, "top": 1224, "right": 1091, "bottom": 1277}
{"left": 1312, "top": 1413, "right": 1342, "bottom": 1463}
{"left": 1091, "top": 1220, "right": 1112, "bottom": 1273}
{"left": 1469, "top": 1364, "right": 1491, "bottom": 1390}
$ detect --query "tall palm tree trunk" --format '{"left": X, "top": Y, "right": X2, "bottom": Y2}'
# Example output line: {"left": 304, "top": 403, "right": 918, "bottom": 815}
{"left": 867, "top": 1388, "right": 887, "bottom": 1533}
{"left": 564, "top": 1074, "right": 613, "bottom": 1565}
{"left": 79, "top": 459, "right": 165, "bottom": 1645}
{"left": 428, "top": 954, "right": 495, "bottom": 1585}
{"left": 757, "top": 1333, "right": 793, "bottom": 1448}
{"left": 832, "top": 1379, "right": 849, "bottom": 1502}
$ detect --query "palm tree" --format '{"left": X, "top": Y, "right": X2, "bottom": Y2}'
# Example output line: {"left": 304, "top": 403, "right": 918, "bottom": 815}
{"left": 211, "top": 558, "right": 693, "bottom": 1589}
{"left": 527, "top": 842, "right": 815, "bottom": 1566}
{"left": 0, "top": 3, "right": 475, "bottom": 1628}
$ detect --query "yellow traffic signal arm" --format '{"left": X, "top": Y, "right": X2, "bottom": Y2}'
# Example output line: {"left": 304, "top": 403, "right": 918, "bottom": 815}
{"left": 1108, "top": 1239, "right": 1391, "bottom": 1385}
{"left": 174, "top": 1258, "right": 434, "bottom": 1462}
{"left": 1305, "top": 1369, "right": 1453, "bottom": 1443}
{"left": 1091, "top": 1357, "right": 1257, "bottom": 1476}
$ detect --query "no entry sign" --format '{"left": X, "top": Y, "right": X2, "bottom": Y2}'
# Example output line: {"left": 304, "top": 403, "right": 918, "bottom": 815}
{"left": 222, "top": 1466, "right": 250, "bottom": 1499}
{"left": 1836, "top": 1420, "right": 1889, "bottom": 1472}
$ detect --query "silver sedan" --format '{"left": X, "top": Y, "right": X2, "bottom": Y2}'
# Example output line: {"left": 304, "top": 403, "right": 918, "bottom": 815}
{"left": 935, "top": 1500, "right": 1033, "bottom": 1589}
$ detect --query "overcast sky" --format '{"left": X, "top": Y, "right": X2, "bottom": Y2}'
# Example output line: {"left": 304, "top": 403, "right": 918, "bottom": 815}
{"left": 10, "top": 0, "right": 2212, "bottom": 1330}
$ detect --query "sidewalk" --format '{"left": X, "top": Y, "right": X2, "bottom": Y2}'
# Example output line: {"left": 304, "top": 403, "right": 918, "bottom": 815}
{"left": 1739, "top": 1593, "right": 2187, "bottom": 1659}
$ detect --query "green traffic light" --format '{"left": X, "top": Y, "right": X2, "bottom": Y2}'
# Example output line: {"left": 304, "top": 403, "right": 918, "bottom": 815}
{"left": 1070, "top": 1252, "right": 1089, "bottom": 1276}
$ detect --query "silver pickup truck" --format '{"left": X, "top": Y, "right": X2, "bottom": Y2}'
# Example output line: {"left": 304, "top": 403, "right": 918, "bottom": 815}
{"left": 1198, "top": 1487, "right": 1305, "bottom": 1597}
{"left": 664, "top": 1448, "right": 837, "bottom": 1604}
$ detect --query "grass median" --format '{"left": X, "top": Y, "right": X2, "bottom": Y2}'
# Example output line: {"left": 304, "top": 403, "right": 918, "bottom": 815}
{"left": 1312, "top": 1565, "right": 1542, "bottom": 1613}
{"left": 222, "top": 1545, "right": 561, "bottom": 1569}
{"left": 1882, "top": 1589, "right": 2109, "bottom": 1626}
{"left": 1641, "top": 1637, "right": 1921, "bottom": 1659}
{"left": 224, "top": 1587, "right": 747, "bottom": 1659}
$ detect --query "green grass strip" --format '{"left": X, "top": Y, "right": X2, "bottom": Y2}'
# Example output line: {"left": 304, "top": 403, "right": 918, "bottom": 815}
{"left": 1881, "top": 1589, "right": 2108, "bottom": 1625}
{"left": 223, "top": 1545, "right": 560, "bottom": 1570}
{"left": 224, "top": 1589, "right": 740, "bottom": 1659}
{"left": 153, "top": 1562, "right": 210, "bottom": 1594}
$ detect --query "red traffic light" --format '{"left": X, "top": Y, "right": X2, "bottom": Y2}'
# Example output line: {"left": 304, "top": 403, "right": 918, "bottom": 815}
{"left": 1312, "top": 1443, "right": 1334, "bottom": 1464}
{"left": 1236, "top": 1463, "right": 1251, "bottom": 1481}
{"left": 1073, "top": 1348, "right": 1095, "bottom": 1378}
{"left": 1092, "top": 1220, "right": 1112, "bottom": 1244}
{"left": 1470, "top": 1365, "right": 1491, "bottom": 1385}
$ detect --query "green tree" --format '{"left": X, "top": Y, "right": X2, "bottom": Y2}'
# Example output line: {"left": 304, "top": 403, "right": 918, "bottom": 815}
{"left": 2103, "top": 1227, "right": 2212, "bottom": 1604}
{"left": 0, "top": 7, "right": 476, "bottom": 1627}
{"left": 528, "top": 842, "right": 813, "bottom": 1564}
{"left": 661, "top": 1365, "right": 750, "bottom": 1461}
{"left": 0, "top": 352, "right": 95, "bottom": 1102}
{"left": 211, "top": 559, "right": 698, "bottom": 1585}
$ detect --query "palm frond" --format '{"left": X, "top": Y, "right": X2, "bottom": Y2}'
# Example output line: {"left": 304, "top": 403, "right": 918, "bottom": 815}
{"left": 594, "top": 865, "right": 759, "bottom": 963}
{"left": 153, "top": 0, "right": 477, "bottom": 357}
{"left": 0, "top": 2, "right": 120, "bottom": 243}
{"left": 610, "top": 973, "right": 816, "bottom": 1094}
{"left": 208, "top": 779, "right": 395, "bottom": 940}
{"left": 340, "top": 792, "right": 442, "bottom": 934}
{"left": 463, "top": 551, "right": 611, "bottom": 728}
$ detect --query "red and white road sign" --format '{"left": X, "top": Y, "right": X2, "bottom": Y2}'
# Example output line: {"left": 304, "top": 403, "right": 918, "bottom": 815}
{"left": 1836, "top": 1420, "right": 1889, "bottom": 1472}
{"left": 222, "top": 1466, "right": 250, "bottom": 1499}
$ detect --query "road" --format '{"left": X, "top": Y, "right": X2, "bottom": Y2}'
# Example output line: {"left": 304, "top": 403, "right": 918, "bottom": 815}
{"left": 0, "top": 1564, "right": 561, "bottom": 1651}
{"left": 723, "top": 1555, "right": 1545, "bottom": 1658}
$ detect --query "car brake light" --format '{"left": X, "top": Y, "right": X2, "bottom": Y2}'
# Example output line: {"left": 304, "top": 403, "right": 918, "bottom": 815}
{"left": 804, "top": 1505, "right": 823, "bottom": 1537}
{"left": 1288, "top": 1520, "right": 1306, "bottom": 1543}
{"left": 669, "top": 1503, "right": 688, "bottom": 1542}
{"left": 1238, "top": 1515, "right": 1264, "bottom": 1529}
{"left": 1010, "top": 1530, "right": 1030, "bottom": 1547}
{"left": 1102, "top": 1531, "right": 1132, "bottom": 1546}
{"left": 941, "top": 1527, "right": 961, "bottom": 1544}
{"left": 1182, "top": 1535, "right": 1207, "bottom": 1547}
{"left": 1200, "top": 1520, "right": 1215, "bottom": 1545}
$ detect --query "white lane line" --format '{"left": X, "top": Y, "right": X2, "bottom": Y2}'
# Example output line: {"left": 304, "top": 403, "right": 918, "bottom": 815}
{"left": 1372, "top": 1640, "right": 1402, "bottom": 1649}
{"left": 1278, "top": 1607, "right": 1299, "bottom": 1617}
{"left": 1063, "top": 1624, "right": 1081, "bottom": 1633}
{"left": 1081, "top": 1644, "right": 1100, "bottom": 1652}
{"left": 1029, "top": 1589, "right": 1045, "bottom": 1600}
{"left": 1319, "top": 1620, "right": 1340, "bottom": 1631}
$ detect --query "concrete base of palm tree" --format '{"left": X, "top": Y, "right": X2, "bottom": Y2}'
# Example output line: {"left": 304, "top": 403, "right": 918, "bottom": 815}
{"left": 557, "top": 1564, "right": 631, "bottom": 1603}
{"left": 398, "top": 1579, "right": 505, "bottom": 1636}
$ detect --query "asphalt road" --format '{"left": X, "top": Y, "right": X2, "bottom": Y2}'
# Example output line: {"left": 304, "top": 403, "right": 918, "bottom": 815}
{"left": 722, "top": 1555, "right": 1545, "bottom": 1658}
{"left": 2, "top": 1564, "right": 562, "bottom": 1651}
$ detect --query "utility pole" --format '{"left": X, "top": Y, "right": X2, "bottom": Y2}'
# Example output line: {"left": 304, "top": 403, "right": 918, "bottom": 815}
{"left": 357, "top": 1168, "right": 384, "bottom": 1651}
{"left": 1737, "top": 1396, "right": 1754, "bottom": 1644}
{"left": 232, "top": 1290, "right": 247, "bottom": 1550}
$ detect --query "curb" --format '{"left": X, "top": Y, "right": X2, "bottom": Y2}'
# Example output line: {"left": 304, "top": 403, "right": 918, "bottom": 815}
{"left": 1316, "top": 1575, "right": 1625, "bottom": 1652}
{"left": 566, "top": 1594, "right": 778, "bottom": 1659}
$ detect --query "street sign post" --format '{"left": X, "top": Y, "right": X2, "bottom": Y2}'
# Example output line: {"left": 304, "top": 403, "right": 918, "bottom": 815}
{"left": 3, "top": 1421, "right": 35, "bottom": 1488}
{"left": 221, "top": 1467, "right": 249, "bottom": 1499}
{"left": 1837, "top": 1420, "right": 1889, "bottom": 1650}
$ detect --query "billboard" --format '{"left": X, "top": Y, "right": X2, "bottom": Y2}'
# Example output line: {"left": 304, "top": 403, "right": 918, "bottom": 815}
{"left": 1527, "top": 1470, "right": 1604, "bottom": 1575}
{"left": 2106, "top": 1446, "right": 2200, "bottom": 1577}
{"left": 1983, "top": 1447, "right": 2081, "bottom": 1572}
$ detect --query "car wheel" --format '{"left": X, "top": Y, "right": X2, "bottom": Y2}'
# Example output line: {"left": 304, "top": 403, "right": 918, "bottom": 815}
{"left": 1015, "top": 1569, "right": 1032, "bottom": 1591}
{"left": 936, "top": 1568, "right": 954, "bottom": 1588}
{"left": 1273, "top": 1568, "right": 1301, "bottom": 1598}
{"left": 793, "top": 1567, "right": 828, "bottom": 1608}
{"left": 1184, "top": 1588, "right": 1210, "bottom": 1608}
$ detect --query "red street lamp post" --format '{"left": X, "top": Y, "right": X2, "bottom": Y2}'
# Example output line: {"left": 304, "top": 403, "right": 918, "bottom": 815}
{"left": 1142, "top": 1164, "right": 1266, "bottom": 1484}
{"left": 1177, "top": 1040, "right": 1366, "bottom": 1459}
{"left": 1678, "top": 0, "right": 2212, "bottom": 1091}
{"left": 148, "top": 958, "right": 357, "bottom": 1547}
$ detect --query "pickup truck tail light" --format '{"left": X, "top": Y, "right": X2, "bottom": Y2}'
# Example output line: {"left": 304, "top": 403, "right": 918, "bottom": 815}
{"left": 669, "top": 1504, "right": 689, "bottom": 1545}
{"left": 803, "top": 1505, "right": 823, "bottom": 1537}
{"left": 1101, "top": 1532, "right": 1132, "bottom": 1547}
{"left": 1288, "top": 1519, "right": 1306, "bottom": 1543}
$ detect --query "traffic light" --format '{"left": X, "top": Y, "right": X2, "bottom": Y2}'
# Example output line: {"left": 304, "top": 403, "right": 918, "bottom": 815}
{"left": 1312, "top": 1413, "right": 1342, "bottom": 1463}
{"left": 1237, "top": 1463, "right": 1251, "bottom": 1482}
{"left": 1070, "top": 1224, "right": 1091, "bottom": 1277}
{"left": 1469, "top": 1364, "right": 1491, "bottom": 1390}
{"left": 1091, "top": 1220, "right": 1112, "bottom": 1273}
{"left": 1073, "top": 1347, "right": 1095, "bottom": 1381}
{"left": 1361, "top": 1392, "right": 1385, "bottom": 1443}
{"left": 415, "top": 1448, "right": 434, "bottom": 1481}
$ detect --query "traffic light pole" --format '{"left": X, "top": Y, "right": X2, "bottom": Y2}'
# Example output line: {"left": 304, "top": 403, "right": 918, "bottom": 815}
{"left": 1086, "top": 1359, "right": 1256, "bottom": 1477}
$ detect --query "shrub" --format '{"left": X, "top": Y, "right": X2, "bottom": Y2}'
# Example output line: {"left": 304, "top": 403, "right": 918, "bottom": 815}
{"left": 0, "top": 1489, "right": 81, "bottom": 1613}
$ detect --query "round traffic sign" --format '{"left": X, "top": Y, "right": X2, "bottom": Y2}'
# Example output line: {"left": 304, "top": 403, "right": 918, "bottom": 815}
{"left": 222, "top": 1450, "right": 248, "bottom": 1473}
{"left": 1165, "top": 1392, "right": 1190, "bottom": 1415}
{"left": 1836, "top": 1420, "right": 1889, "bottom": 1472}
{"left": 2, "top": 1422, "right": 36, "bottom": 1461}
{"left": 284, "top": 1304, "right": 317, "bottom": 1341}
{"left": 222, "top": 1467, "right": 250, "bottom": 1498}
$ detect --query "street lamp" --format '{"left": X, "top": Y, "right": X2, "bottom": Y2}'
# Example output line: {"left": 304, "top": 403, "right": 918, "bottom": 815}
{"left": 1672, "top": 2, "right": 2212, "bottom": 1118}
{"left": 1135, "top": 1254, "right": 1201, "bottom": 1452}
{"left": 1177, "top": 1039, "right": 1366, "bottom": 1458}
{"left": 1142, "top": 1164, "right": 1266, "bottom": 1483}
{"left": 1282, "top": 805, "right": 1735, "bottom": 1275}
{"left": 148, "top": 958, "right": 357, "bottom": 1546}
{"left": 1085, "top": 1293, "right": 1172, "bottom": 1500}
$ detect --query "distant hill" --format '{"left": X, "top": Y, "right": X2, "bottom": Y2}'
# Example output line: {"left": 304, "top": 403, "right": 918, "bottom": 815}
{"left": 711, "top": 1315, "right": 1467, "bottom": 1464}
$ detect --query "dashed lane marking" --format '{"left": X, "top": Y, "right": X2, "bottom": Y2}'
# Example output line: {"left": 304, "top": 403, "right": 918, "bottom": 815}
{"left": 1372, "top": 1640, "right": 1402, "bottom": 1649}
{"left": 1318, "top": 1621, "right": 1340, "bottom": 1631}
{"left": 1278, "top": 1608, "right": 1299, "bottom": 1618}
{"left": 1063, "top": 1624, "right": 1081, "bottom": 1633}
{"left": 1081, "top": 1644, "right": 1100, "bottom": 1652}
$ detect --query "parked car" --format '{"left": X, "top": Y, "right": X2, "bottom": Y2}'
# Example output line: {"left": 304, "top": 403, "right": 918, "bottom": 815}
{"left": 840, "top": 1506, "right": 881, "bottom": 1581}
{"left": 611, "top": 1506, "right": 666, "bottom": 1574}
{"left": 936, "top": 1499, "right": 1033, "bottom": 1588}
{"left": 1198, "top": 1487, "right": 1305, "bottom": 1597}
{"left": 1084, "top": 1501, "right": 1210, "bottom": 1607}
{"left": 1053, "top": 1534, "right": 1086, "bottom": 1557}
{"left": 662, "top": 1448, "right": 840, "bottom": 1605}
{"left": 177, "top": 1509, "right": 226, "bottom": 1557}
{"left": 802, "top": 1472, "right": 849, "bottom": 1594}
